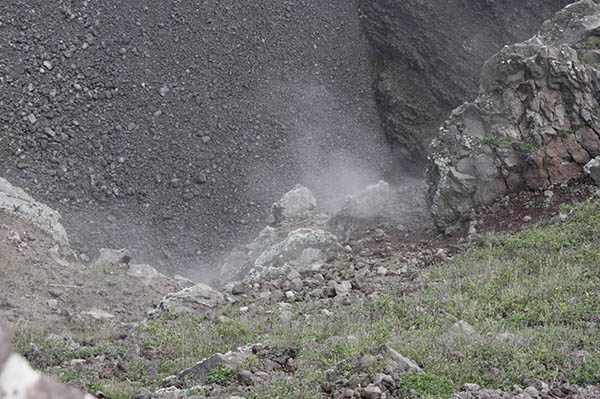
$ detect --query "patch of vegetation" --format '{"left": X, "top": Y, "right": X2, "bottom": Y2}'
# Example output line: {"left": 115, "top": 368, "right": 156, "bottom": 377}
{"left": 11, "top": 196, "right": 600, "bottom": 399}
{"left": 482, "top": 134, "right": 513, "bottom": 149}
{"left": 518, "top": 140, "right": 539, "bottom": 154}
{"left": 578, "top": 39, "right": 600, "bottom": 50}
{"left": 205, "top": 364, "right": 235, "bottom": 385}
{"left": 400, "top": 373, "right": 455, "bottom": 398}
{"left": 559, "top": 128, "right": 574, "bottom": 138}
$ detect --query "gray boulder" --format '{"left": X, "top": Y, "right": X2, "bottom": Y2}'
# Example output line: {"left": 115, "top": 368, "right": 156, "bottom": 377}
{"left": 254, "top": 228, "right": 343, "bottom": 269}
{"left": 584, "top": 156, "right": 600, "bottom": 185}
{"left": 271, "top": 184, "right": 317, "bottom": 223}
{"left": 0, "top": 177, "right": 70, "bottom": 250}
{"left": 427, "top": 0, "right": 600, "bottom": 232}
{"left": 0, "top": 323, "right": 95, "bottom": 398}
{"left": 92, "top": 248, "right": 131, "bottom": 268}
{"left": 178, "top": 349, "right": 249, "bottom": 384}
{"left": 126, "top": 264, "right": 165, "bottom": 284}
{"left": 159, "top": 283, "right": 224, "bottom": 315}
{"left": 337, "top": 181, "right": 393, "bottom": 220}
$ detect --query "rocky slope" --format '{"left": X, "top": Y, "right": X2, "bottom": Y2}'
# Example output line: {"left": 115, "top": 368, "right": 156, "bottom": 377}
{"left": 1, "top": 174, "right": 598, "bottom": 398}
{"left": 427, "top": 0, "right": 600, "bottom": 232}
{"left": 0, "top": 0, "right": 577, "bottom": 275}
{"left": 0, "top": 0, "right": 392, "bottom": 273}
{"left": 358, "top": 0, "right": 572, "bottom": 165}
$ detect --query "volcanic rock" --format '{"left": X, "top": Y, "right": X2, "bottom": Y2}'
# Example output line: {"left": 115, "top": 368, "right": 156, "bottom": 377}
{"left": 359, "top": 0, "right": 571, "bottom": 164}
{"left": 427, "top": 0, "right": 600, "bottom": 232}
{"left": 159, "top": 283, "right": 224, "bottom": 315}
{"left": 254, "top": 228, "right": 343, "bottom": 269}
{"left": 584, "top": 156, "right": 600, "bottom": 185}
{"left": 271, "top": 185, "right": 317, "bottom": 224}
{"left": 0, "top": 177, "right": 69, "bottom": 250}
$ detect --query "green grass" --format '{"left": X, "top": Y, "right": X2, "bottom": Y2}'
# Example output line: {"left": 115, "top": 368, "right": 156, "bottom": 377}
{"left": 11, "top": 197, "right": 600, "bottom": 398}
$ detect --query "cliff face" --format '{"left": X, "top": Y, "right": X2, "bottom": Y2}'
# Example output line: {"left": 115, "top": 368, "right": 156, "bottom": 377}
{"left": 426, "top": 0, "right": 600, "bottom": 232}
{"left": 358, "top": 0, "right": 573, "bottom": 165}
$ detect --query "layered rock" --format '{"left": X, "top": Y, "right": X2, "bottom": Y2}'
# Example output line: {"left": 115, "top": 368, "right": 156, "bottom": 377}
{"left": 427, "top": 0, "right": 600, "bottom": 232}
{"left": 0, "top": 323, "right": 94, "bottom": 399}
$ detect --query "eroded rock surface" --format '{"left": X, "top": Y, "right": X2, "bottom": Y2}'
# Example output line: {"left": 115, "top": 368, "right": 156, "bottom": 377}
{"left": 427, "top": 0, "right": 600, "bottom": 232}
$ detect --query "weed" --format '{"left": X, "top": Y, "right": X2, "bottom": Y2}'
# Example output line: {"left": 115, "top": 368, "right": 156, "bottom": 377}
{"left": 483, "top": 135, "right": 512, "bottom": 149}
{"left": 205, "top": 364, "right": 234, "bottom": 385}
{"left": 400, "top": 374, "right": 455, "bottom": 398}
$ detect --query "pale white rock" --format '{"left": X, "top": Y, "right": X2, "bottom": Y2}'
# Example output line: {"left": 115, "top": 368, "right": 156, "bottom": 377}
{"left": 271, "top": 184, "right": 317, "bottom": 223}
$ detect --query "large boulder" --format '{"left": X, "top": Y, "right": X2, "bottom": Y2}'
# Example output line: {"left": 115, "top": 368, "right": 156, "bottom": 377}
{"left": 159, "top": 283, "right": 224, "bottom": 315}
{"left": 0, "top": 177, "right": 70, "bottom": 250}
{"left": 0, "top": 323, "right": 94, "bottom": 399}
{"left": 427, "top": 0, "right": 600, "bottom": 232}
{"left": 254, "top": 228, "right": 343, "bottom": 269}
{"left": 271, "top": 185, "right": 317, "bottom": 224}
{"left": 337, "top": 181, "right": 393, "bottom": 221}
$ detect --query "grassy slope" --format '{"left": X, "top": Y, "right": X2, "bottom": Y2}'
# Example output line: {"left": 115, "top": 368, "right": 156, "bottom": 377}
{"left": 13, "top": 198, "right": 600, "bottom": 398}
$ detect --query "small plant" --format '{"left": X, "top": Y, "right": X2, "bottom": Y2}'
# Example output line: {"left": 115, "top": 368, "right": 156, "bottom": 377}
{"left": 205, "top": 364, "right": 234, "bottom": 385}
{"left": 519, "top": 141, "right": 539, "bottom": 154}
{"left": 482, "top": 135, "right": 512, "bottom": 149}
{"left": 559, "top": 203, "right": 573, "bottom": 215}
{"left": 543, "top": 196, "right": 553, "bottom": 208}
{"left": 524, "top": 200, "right": 535, "bottom": 209}
{"left": 559, "top": 128, "right": 574, "bottom": 138}
{"left": 400, "top": 373, "right": 455, "bottom": 398}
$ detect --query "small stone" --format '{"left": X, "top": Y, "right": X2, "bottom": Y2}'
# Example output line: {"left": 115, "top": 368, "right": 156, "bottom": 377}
{"left": 81, "top": 309, "right": 114, "bottom": 320}
{"left": 232, "top": 283, "right": 245, "bottom": 295}
{"left": 43, "top": 60, "right": 53, "bottom": 70}
{"left": 69, "top": 359, "right": 86, "bottom": 370}
{"left": 159, "top": 86, "right": 169, "bottom": 97}
{"left": 202, "top": 135, "right": 211, "bottom": 143}
{"left": 362, "top": 384, "right": 382, "bottom": 399}
{"left": 524, "top": 386, "right": 540, "bottom": 398}
{"left": 162, "top": 375, "right": 180, "bottom": 387}
{"left": 285, "top": 290, "right": 295, "bottom": 300}
{"left": 374, "top": 373, "right": 395, "bottom": 389}
{"left": 543, "top": 190, "right": 553, "bottom": 198}
{"left": 376, "top": 266, "right": 388, "bottom": 276}
{"left": 523, "top": 215, "right": 532, "bottom": 222}
{"left": 559, "top": 213, "right": 568, "bottom": 222}
{"left": 46, "top": 299, "right": 58, "bottom": 310}
{"left": 27, "top": 114, "right": 37, "bottom": 124}
{"left": 236, "top": 369, "right": 254, "bottom": 385}
{"left": 463, "top": 383, "right": 480, "bottom": 391}
{"left": 448, "top": 320, "right": 477, "bottom": 336}
{"left": 239, "top": 306, "right": 249, "bottom": 313}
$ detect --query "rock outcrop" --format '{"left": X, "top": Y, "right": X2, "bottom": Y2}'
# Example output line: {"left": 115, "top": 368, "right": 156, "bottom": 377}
{"left": 358, "top": 0, "right": 571, "bottom": 164}
{"left": 0, "top": 177, "right": 69, "bottom": 250}
{"left": 0, "top": 323, "right": 95, "bottom": 399}
{"left": 427, "top": 0, "right": 600, "bottom": 232}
